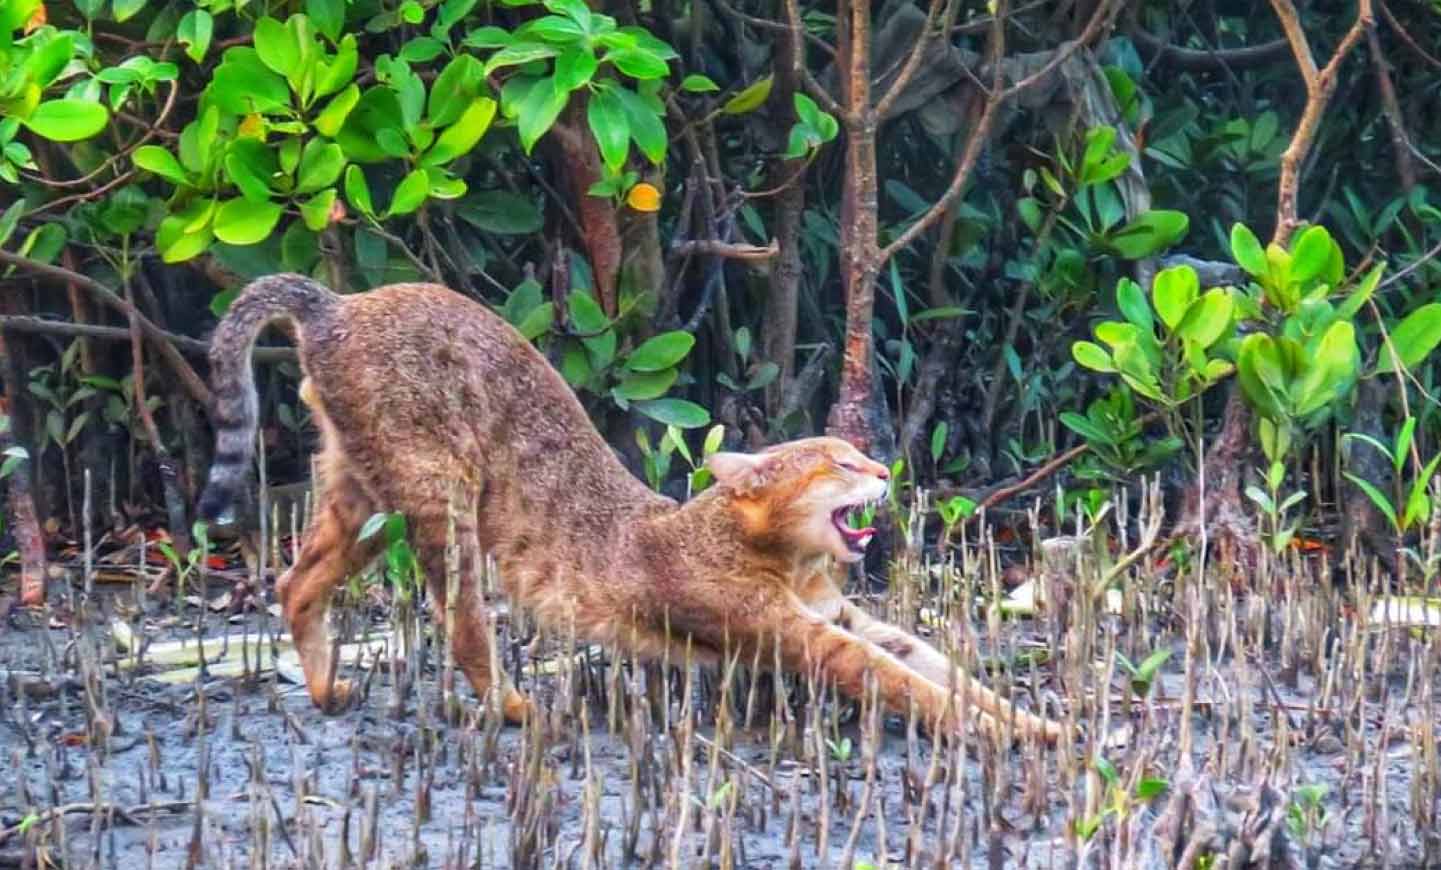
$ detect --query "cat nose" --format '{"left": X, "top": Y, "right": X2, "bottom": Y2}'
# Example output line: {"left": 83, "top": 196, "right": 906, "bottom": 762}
{"left": 875, "top": 465, "right": 889, "bottom": 480}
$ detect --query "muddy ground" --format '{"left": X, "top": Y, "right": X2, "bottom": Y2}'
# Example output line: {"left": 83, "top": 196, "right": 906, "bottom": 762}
{"left": 2, "top": 547, "right": 1439, "bottom": 869}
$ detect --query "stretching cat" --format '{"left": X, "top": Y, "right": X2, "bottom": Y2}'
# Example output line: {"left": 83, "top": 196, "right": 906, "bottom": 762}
{"left": 198, "top": 275, "right": 1063, "bottom": 744}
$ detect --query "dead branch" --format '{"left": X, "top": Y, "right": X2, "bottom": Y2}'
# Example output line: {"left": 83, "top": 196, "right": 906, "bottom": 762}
{"left": 1268, "top": 0, "right": 1373, "bottom": 246}
{"left": 1131, "top": 30, "right": 1291, "bottom": 72}
{"left": 879, "top": 0, "right": 1122, "bottom": 262}
{"left": 0, "top": 800, "right": 193, "bottom": 845}
{"left": 0, "top": 250, "right": 212, "bottom": 406}
{"left": 1377, "top": 0, "right": 1441, "bottom": 69}
{"left": 1366, "top": 20, "right": 1415, "bottom": 191}
{"left": 669, "top": 238, "right": 779, "bottom": 261}
{"left": 873, "top": 0, "right": 955, "bottom": 121}
{"left": 0, "top": 315, "right": 296, "bottom": 363}
{"left": 784, "top": 0, "right": 846, "bottom": 118}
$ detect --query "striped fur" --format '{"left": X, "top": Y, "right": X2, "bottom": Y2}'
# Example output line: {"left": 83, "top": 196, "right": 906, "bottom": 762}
{"left": 197, "top": 273, "right": 337, "bottom": 524}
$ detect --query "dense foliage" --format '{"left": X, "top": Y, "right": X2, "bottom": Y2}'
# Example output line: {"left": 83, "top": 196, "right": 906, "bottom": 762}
{"left": 4, "top": 0, "right": 1441, "bottom": 592}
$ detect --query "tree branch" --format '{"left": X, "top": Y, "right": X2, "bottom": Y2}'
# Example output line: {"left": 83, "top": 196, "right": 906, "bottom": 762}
{"left": 874, "top": 0, "right": 953, "bottom": 121}
{"left": 710, "top": 0, "right": 835, "bottom": 57}
{"left": 0, "top": 250, "right": 212, "bottom": 406}
{"left": 1130, "top": 30, "right": 1291, "bottom": 72}
{"left": 1366, "top": 18, "right": 1415, "bottom": 191}
{"left": 0, "top": 315, "right": 296, "bottom": 363}
{"left": 879, "top": 0, "right": 1120, "bottom": 263}
{"left": 1378, "top": 0, "right": 1441, "bottom": 69}
{"left": 670, "top": 238, "right": 779, "bottom": 261}
{"left": 1268, "top": 0, "right": 1373, "bottom": 246}
{"left": 785, "top": 0, "right": 846, "bottom": 118}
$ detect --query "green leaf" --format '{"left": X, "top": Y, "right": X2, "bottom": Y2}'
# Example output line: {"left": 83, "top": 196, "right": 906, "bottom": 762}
{"left": 1072, "top": 341, "right": 1115, "bottom": 373}
{"left": 207, "top": 50, "right": 291, "bottom": 115}
{"left": 1289, "top": 225, "right": 1333, "bottom": 285}
{"left": 635, "top": 398, "right": 710, "bottom": 428}
{"left": 483, "top": 42, "right": 559, "bottom": 76}
{"left": 517, "top": 76, "right": 568, "bottom": 154}
{"left": 1230, "top": 223, "right": 1267, "bottom": 278}
{"left": 26, "top": 33, "right": 74, "bottom": 88}
{"left": 462, "top": 26, "right": 514, "bottom": 49}
{"left": 307, "top": 0, "right": 345, "bottom": 39}
{"left": 1375, "top": 303, "right": 1441, "bottom": 374}
{"left": 1295, "top": 321, "right": 1356, "bottom": 416}
{"left": 1404, "top": 454, "right": 1441, "bottom": 530}
{"left": 560, "top": 340, "right": 593, "bottom": 386}
{"left": 613, "top": 86, "right": 666, "bottom": 163}
{"left": 425, "top": 96, "right": 497, "bottom": 165}
{"left": 1059, "top": 411, "right": 1115, "bottom": 447}
{"left": 0, "top": 201, "right": 22, "bottom": 249}
{"left": 681, "top": 74, "right": 719, "bottom": 93}
{"left": 614, "top": 368, "right": 678, "bottom": 400}
{"left": 518, "top": 14, "right": 586, "bottom": 42}
{"left": 501, "top": 276, "right": 544, "bottom": 325}
{"left": 608, "top": 47, "right": 669, "bottom": 80}
{"left": 133, "top": 145, "right": 188, "bottom": 185}
{"left": 23, "top": 100, "right": 109, "bottom": 142}
{"left": 1344, "top": 472, "right": 1399, "bottom": 533}
{"left": 17, "top": 223, "right": 67, "bottom": 266}
{"left": 516, "top": 302, "right": 555, "bottom": 340}
{"left": 568, "top": 289, "right": 609, "bottom": 334}
{"left": 212, "top": 198, "right": 284, "bottom": 245}
{"left": 316, "top": 36, "right": 358, "bottom": 100}
{"left": 1134, "top": 779, "right": 1169, "bottom": 801}
{"left": 386, "top": 169, "right": 429, "bottom": 217}
{"left": 456, "top": 190, "right": 543, "bottom": 234}
{"left": 1081, "top": 126, "right": 1116, "bottom": 181}
{"left": 1395, "top": 417, "right": 1417, "bottom": 474}
{"left": 1095, "top": 321, "right": 1140, "bottom": 350}
{"left": 177, "top": 10, "right": 214, "bottom": 63}
{"left": 429, "top": 55, "right": 485, "bottom": 129}
{"left": 1344, "top": 431, "right": 1397, "bottom": 470}
{"left": 156, "top": 200, "right": 214, "bottom": 263}
{"left": 1108, "top": 209, "right": 1189, "bottom": 259}
{"left": 253, "top": 17, "right": 300, "bottom": 79}
{"left": 113, "top": 0, "right": 147, "bottom": 23}
{"left": 722, "top": 75, "right": 772, "bottom": 115}
{"left": 400, "top": 37, "right": 446, "bottom": 63}
{"left": 315, "top": 83, "right": 360, "bottom": 138}
{"left": 587, "top": 87, "right": 630, "bottom": 173}
{"left": 626, "top": 331, "right": 695, "bottom": 372}
{"left": 1175, "top": 288, "right": 1233, "bottom": 348}
{"left": 1017, "top": 197, "right": 1042, "bottom": 232}
{"left": 224, "top": 138, "right": 278, "bottom": 203}
{"left": 344, "top": 164, "right": 374, "bottom": 217}
{"left": 911, "top": 306, "right": 970, "bottom": 322}
{"left": 1093, "top": 756, "right": 1118, "bottom": 787}
{"left": 358, "top": 511, "right": 389, "bottom": 542}
{"left": 296, "top": 140, "right": 345, "bottom": 193}
{"left": 438, "top": 0, "right": 477, "bottom": 29}
{"left": 1151, "top": 265, "right": 1198, "bottom": 331}
{"left": 1115, "top": 277, "right": 1152, "bottom": 333}
{"left": 300, "top": 190, "right": 337, "bottom": 231}
{"left": 1337, "top": 261, "right": 1385, "bottom": 320}
{"left": 555, "top": 47, "right": 599, "bottom": 93}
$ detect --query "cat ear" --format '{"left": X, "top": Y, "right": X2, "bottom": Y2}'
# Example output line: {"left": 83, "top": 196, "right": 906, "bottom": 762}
{"left": 705, "top": 451, "right": 766, "bottom": 486}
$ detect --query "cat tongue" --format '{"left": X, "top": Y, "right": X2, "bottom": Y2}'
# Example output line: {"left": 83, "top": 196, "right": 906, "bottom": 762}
{"left": 832, "top": 508, "right": 875, "bottom": 547}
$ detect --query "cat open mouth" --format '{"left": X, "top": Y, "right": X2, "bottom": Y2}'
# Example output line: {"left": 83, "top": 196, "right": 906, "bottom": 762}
{"left": 832, "top": 502, "right": 879, "bottom": 555}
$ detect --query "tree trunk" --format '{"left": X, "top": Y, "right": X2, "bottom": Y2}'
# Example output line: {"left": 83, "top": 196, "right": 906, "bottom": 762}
{"left": 825, "top": 0, "right": 886, "bottom": 455}
{"left": 1339, "top": 376, "right": 1395, "bottom": 572}
{"left": 0, "top": 323, "right": 49, "bottom": 606}
{"left": 760, "top": 19, "right": 807, "bottom": 417}
{"left": 552, "top": 104, "right": 623, "bottom": 316}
